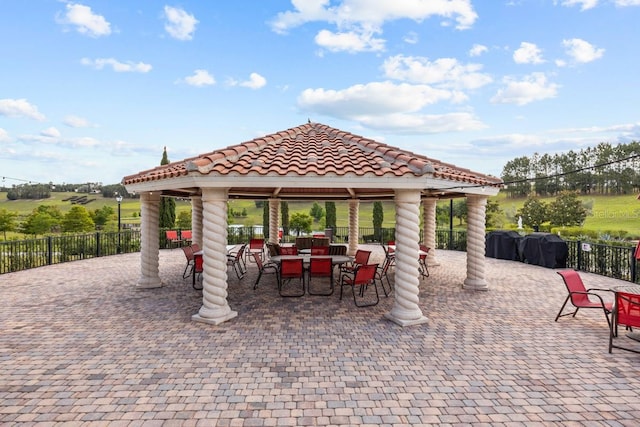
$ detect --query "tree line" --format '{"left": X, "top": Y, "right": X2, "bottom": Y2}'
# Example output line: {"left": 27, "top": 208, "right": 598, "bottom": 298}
{"left": 501, "top": 141, "right": 640, "bottom": 198}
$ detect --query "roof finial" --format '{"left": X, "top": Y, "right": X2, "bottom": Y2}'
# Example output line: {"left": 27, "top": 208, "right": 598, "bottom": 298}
{"left": 308, "top": 118, "right": 311, "bottom": 123}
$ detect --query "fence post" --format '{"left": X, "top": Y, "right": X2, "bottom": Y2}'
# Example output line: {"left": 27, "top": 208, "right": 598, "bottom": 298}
{"left": 96, "top": 232, "right": 101, "bottom": 257}
{"left": 47, "top": 236, "right": 53, "bottom": 265}
{"left": 631, "top": 247, "right": 637, "bottom": 283}
{"left": 576, "top": 240, "right": 582, "bottom": 271}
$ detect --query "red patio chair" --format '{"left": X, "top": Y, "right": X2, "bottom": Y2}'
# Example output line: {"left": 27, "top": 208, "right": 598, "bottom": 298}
{"left": 419, "top": 245, "right": 430, "bottom": 279}
{"left": 555, "top": 270, "right": 613, "bottom": 329}
{"left": 609, "top": 290, "right": 640, "bottom": 353}
{"left": 192, "top": 253, "right": 203, "bottom": 290}
{"left": 340, "top": 249, "right": 371, "bottom": 276}
{"left": 340, "top": 263, "right": 379, "bottom": 307}
{"left": 180, "top": 230, "right": 192, "bottom": 245}
{"left": 165, "top": 230, "right": 182, "bottom": 248}
{"left": 375, "top": 256, "right": 394, "bottom": 297}
{"left": 310, "top": 246, "right": 329, "bottom": 255}
{"left": 246, "top": 238, "right": 265, "bottom": 263}
{"left": 181, "top": 245, "right": 195, "bottom": 279}
{"left": 279, "top": 246, "right": 298, "bottom": 255}
{"left": 252, "top": 252, "right": 279, "bottom": 290}
{"left": 227, "top": 243, "right": 247, "bottom": 280}
{"left": 307, "top": 257, "right": 334, "bottom": 296}
{"left": 278, "top": 257, "right": 305, "bottom": 297}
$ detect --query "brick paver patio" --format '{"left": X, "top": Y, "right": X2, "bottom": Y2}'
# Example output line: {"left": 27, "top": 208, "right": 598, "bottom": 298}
{"left": 2, "top": 245, "right": 640, "bottom": 426}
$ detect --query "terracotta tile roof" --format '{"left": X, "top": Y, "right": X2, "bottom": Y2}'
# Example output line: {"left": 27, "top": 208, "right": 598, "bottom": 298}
{"left": 123, "top": 122, "right": 502, "bottom": 198}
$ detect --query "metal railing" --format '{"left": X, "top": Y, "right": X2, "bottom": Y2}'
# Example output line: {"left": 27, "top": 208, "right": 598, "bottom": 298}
{"left": 1, "top": 230, "right": 140, "bottom": 274}
{"left": 2, "top": 227, "right": 638, "bottom": 284}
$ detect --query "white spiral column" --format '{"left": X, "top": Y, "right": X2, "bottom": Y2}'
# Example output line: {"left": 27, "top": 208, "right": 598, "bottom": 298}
{"left": 385, "top": 190, "right": 428, "bottom": 326}
{"left": 268, "top": 198, "right": 280, "bottom": 244}
{"left": 463, "top": 195, "right": 489, "bottom": 291}
{"left": 347, "top": 199, "right": 359, "bottom": 256}
{"left": 192, "top": 188, "right": 237, "bottom": 325}
{"left": 191, "top": 195, "right": 203, "bottom": 248}
{"left": 137, "top": 192, "right": 162, "bottom": 289}
{"left": 422, "top": 197, "right": 439, "bottom": 266}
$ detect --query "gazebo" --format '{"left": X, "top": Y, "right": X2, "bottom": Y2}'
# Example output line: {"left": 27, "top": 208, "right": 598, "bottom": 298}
{"left": 123, "top": 122, "right": 502, "bottom": 327}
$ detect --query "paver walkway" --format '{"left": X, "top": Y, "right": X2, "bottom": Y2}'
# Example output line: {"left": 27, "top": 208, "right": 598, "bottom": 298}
{"left": 1, "top": 246, "right": 640, "bottom": 426}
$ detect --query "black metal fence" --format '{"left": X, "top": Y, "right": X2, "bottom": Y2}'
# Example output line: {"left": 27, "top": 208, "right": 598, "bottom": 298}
{"left": 2, "top": 227, "right": 639, "bottom": 284}
{"left": 1, "top": 230, "right": 140, "bottom": 274}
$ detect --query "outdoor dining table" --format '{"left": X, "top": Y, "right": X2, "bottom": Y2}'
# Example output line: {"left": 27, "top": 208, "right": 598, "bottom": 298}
{"left": 269, "top": 254, "right": 352, "bottom": 266}
{"left": 387, "top": 245, "right": 428, "bottom": 256}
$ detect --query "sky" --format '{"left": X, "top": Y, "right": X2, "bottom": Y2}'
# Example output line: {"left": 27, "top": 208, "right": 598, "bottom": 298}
{"left": 1, "top": 0, "right": 640, "bottom": 187}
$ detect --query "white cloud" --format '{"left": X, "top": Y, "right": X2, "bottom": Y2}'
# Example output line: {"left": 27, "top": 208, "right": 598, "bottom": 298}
{"left": 182, "top": 69, "right": 215, "bottom": 87}
{"left": 64, "top": 115, "right": 92, "bottom": 128}
{"left": 56, "top": 3, "right": 111, "bottom": 37}
{"left": 469, "top": 44, "right": 488, "bottom": 57}
{"left": 296, "top": 80, "right": 486, "bottom": 133}
{"left": 315, "top": 29, "right": 385, "bottom": 53}
{"left": 81, "top": 58, "right": 152, "bottom": 73}
{"left": 382, "top": 55, "right": 492, "bottom": 90}
{"left": 299, "top": 81, "right": 457, "bottom": 116}
{"left": 0, "top": 128, "right": 10, "bottom": 142}
{"left": 356, "top": 112, "right": 487, "bottom": 133}
{"left": 403, "top": 31, "right": 419, "bottom": 44}
{"left": 556, "top": 0, "right": 599, "bottom": 10}
{"left": 163, "top": 6, "right": 198, "bottom": 41}
{"left": 562, "top": 38, "right": 604, "bottom": 63}
{"left": 270, "top": 0, "right": 477, "bottom": 53}
{"left": 491, "top": 72, "right": 560, "bottom": 105}
{"left": 19, "top": 132, "right": 100, "bottom": 148}
{"left": 615, "top": 0, "right": 640, "bottom": 5}
{"left": 239, "top": 73, "right": 267, "bottom": 89}
{"left": 227, "top": 73, "right": 267, "bottom": 89}
{"left": 41, "top": 127, "right": 61, "bottom": 138}
{"left": 513, "top": 42, "right": 544, "bottom": 64}
{"left": 0, "top": 98, "right": 46, "bottom": 121}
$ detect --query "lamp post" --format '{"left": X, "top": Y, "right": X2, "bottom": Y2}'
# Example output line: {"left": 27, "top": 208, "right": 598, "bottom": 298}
{"left": 116, "top": 193, "right": 123, "bottom": 253}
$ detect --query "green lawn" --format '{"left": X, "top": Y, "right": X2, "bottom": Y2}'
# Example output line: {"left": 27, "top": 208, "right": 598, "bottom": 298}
{"left": 3, "top": 191, "right": 640, "bottom": 238}
{"left": 495, "top": 193, "right": 640, "bottom": 237}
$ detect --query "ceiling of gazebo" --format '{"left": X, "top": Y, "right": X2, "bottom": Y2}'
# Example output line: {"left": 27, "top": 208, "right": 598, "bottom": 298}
{"left": 122, "top": 122, "right": 503, "bottom": 200}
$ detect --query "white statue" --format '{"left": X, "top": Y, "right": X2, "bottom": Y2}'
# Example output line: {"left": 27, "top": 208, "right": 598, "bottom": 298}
{"left": 517, "top": 216, "right": 523, "bottom": 229}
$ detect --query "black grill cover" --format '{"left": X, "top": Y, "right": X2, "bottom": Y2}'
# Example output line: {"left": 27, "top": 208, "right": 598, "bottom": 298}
{"left": 518, "top": 233, "right": 568, "bottom": 268}
{"left": 485, "top": 230, "right": 522, "bottom": 261}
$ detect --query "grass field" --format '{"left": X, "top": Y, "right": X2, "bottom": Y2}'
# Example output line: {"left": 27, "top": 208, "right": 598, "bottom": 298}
{"left": 496, "top": 193, "right": 640, "bottom": 236}
{"left": 2, "top": 191, "right": 639, "bottom": 238}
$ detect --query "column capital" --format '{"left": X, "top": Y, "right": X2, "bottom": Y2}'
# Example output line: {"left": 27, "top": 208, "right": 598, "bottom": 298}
{"left": 395, "top": 189, "right": 421, "bottom": 203}
{"left": 201, "top": 187, "right": 228, "bottom": 202}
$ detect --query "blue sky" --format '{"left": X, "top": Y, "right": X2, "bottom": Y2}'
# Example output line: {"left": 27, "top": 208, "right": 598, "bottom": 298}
{"left": 1, "top": 0, "right": 640, "bottom": 186}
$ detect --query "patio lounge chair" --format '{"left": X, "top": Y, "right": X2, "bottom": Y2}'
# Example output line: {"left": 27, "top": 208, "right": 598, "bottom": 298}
{"left": 555, "top": 270, "right": 613, "bottom": 329}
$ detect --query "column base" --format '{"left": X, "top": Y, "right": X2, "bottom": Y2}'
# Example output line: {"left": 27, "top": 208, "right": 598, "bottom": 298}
{"left": 192, "top": 311, "right": 238, "bottom": 325}
{"left": 384, "top": 313, "right": 429, "bottom": 327}
{"left": 136, "top": 278, "right": 163, "bottom": 289}
{"left": 463, "top": 278, "right": 489, "bottom": 291}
